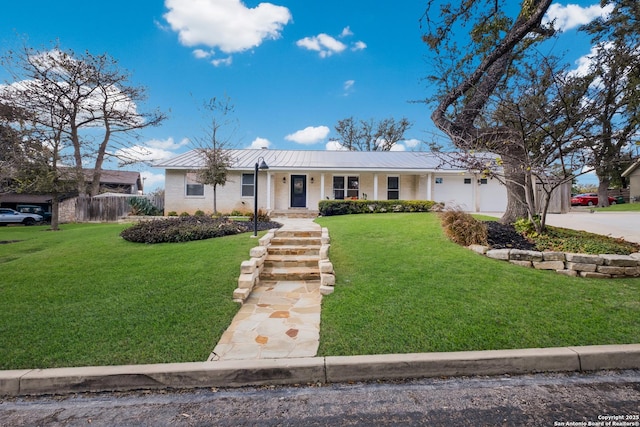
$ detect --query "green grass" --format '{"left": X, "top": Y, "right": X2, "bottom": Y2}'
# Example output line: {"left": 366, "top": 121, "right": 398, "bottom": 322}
{"left": 0, "top": 223, "right": 258, "bottom": 369}
{"left": 2, "top": 214, "right": 639, "bottom": 369}
{"left": 315, "top": 213, "right": 640, "bottom": 356}
{"left": 593, "top": 202, "right": 640, "bottom": 212}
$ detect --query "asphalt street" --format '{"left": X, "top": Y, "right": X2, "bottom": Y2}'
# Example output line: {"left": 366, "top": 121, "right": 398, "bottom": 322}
{"left": 1, "top": 370, "right": 639, "bottom": 426}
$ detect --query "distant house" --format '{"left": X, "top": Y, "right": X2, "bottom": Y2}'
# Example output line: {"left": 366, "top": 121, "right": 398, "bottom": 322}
{"left": 622, "top": 160, "right": 640, "bottom": 202}
{"left": 0, "top": 169, "right": 143, "bottom": 213}
{"left": 155, "top": 149, "right": 508, "bottom": 215}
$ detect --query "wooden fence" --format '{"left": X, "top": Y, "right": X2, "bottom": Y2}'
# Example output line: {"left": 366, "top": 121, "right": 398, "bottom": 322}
{"left": 66, "top": 194, "right": 164, "bottom": 223}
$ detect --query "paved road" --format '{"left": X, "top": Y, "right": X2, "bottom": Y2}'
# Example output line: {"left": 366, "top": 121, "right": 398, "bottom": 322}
{"left": 545, "top": 211, "right": 640, "bottom": 243}
{"left": 1, "top": 370, "right": 639, "bottom": 426}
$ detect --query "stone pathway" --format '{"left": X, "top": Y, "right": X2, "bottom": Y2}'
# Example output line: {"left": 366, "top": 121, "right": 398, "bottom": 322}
{"left": 208, "top": 217, "right": 325, "bottom": 361}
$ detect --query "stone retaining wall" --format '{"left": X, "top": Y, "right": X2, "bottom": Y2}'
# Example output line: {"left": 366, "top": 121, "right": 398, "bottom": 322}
{"left": 468, "top": 245, "right": 640, "bottom": 278}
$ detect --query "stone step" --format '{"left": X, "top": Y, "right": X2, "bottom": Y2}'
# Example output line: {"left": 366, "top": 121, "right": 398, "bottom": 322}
{"left": 264, "top": 255, "right": 319, "bottom": 268}
{"left": 269, "top": 236, "right": 322, "bottom": 246}
{"left": 260, "top": 266, "right": 321, "bottom": 281}
{"left": 270, "top": 210, "right": 319, "bottom": 219}
{"left": 274, "top": 230, "right": 322, "bottom": 238}
{"left": 267, "top": 245, "right": 321, "bottom": 256}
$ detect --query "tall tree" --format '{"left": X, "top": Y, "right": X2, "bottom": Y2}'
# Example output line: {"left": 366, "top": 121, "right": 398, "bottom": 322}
{"left": 580, "top": 0, "right": 640, "bottom": 206}
{"left": 192, "top": 96, "right": 236, "bottom": 215}
{"left": 330, "top": 116, "right": 412, "bottom": 151}
{"left": 423, "top": 0, "right": 555, "bottom": 223}
{"left": 0, "top": 44, "right": 166, "bottom": 197}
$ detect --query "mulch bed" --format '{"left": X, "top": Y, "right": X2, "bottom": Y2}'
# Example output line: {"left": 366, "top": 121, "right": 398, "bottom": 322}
{"left": 485, "top": 221, "right": 537, "bottom": 251}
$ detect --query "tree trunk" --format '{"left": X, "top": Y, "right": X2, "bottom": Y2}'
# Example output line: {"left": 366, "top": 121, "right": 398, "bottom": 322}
{"left": 597, "top": 176, "right": 610, "bottom": 207}
{"left": 50, "top": 195, "right": 60, "bottom": 231}
{"left": 213, "top": 185, "right": 218, "bottom": 215}
{"left": 500, "top": 156, "right": 528, "bottom": 223}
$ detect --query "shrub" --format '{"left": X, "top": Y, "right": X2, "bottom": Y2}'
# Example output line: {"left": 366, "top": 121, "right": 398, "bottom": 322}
{"left": 249, "top": 208, "right": 270, "bottom": 222}
{"left": 167, "top": 211, "right": 178, "bottom": 217}
{"left": 179, "top": 212, "right": 190, "bottom": 217}
{"left": 438, "top": 208, "right": 488, "bottom": 246}
{"left": 318, "top": 200, "right": 438, "bottom": 216}
{"left": 120, "top": 216, "right": 282, "bottom": 244}
{"left": 128, "top": 197, "right": 162, "bottom": 216}
{"left": 194, "top": 210, "right": 205, "bottom": 217}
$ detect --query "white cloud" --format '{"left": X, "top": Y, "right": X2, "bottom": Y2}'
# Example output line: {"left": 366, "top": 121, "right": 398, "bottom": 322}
{"left": 192, "top": 49, "right": 211, "bottom": 59}
{"left": 340, "top": 26, "right": 353, "bottom": 38}
{"left": 141, "top": 171, "right": 165, "bottom": 192}
{"left": 404, "top": 138, "right": 421, "bottom": 148}
{"left": 389, "top": 143, "right": 406, "bottom": 151}
{"left": 326, "top": 140, "right": 348, "bottom": 151}
{"left": 212, "top": 56, "right": 233, "bottom": 67}
{"left": 285, "top": 126, "right": 330, "bottom": 145}
{"left": 249, "top": 137, "right": 271, "bottom": 149}
{"left": 342, "top": 79, "right": 356, "bottom": 96}
{"left": 164, "top": 0, "right": 292, "bottom": 54}
{"left": 297, "top": 26, "right": 367, "bottom": 58}
{"left": 543, "top": 3, "right": 613, "bottom": 32}
{"left": 297, "top": 34, "right": 347, "bottom": 58}
{"left": 114, "top": 137, "right": 189, "bottom": 163}
{"left": 352, "top": 41, "right": 367, "bottom": 51}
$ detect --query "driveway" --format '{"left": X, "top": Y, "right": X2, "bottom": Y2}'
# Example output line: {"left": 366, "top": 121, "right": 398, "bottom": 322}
{"left": 544, "top": 211, "right": 640, "bottom": 244}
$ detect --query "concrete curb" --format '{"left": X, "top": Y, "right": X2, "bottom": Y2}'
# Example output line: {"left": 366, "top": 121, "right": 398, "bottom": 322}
{"left": 1, "top": 344, "right": 639, "bottom": 397}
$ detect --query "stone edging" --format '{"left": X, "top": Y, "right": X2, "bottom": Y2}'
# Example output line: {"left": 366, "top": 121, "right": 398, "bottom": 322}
{"left": 468, "top": 245, "right": 640, "bottom": 278}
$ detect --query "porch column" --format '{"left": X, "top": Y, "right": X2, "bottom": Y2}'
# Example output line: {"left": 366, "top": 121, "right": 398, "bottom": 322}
{"left": 266, "top": 172, "right": 272, "bottom": 210}
{"left": 320, "top": 173, "right": 325, "bottom": 200}
{"left": 373, "top": 174, "right": 379, "bottom": 200}
{"left": 427, "top": 173, "right": 433, "bottom": 200}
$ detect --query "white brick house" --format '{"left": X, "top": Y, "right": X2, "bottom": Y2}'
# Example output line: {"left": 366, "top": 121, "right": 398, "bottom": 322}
{"left": 154, "top": 149, "right": 508, "bottom": 215}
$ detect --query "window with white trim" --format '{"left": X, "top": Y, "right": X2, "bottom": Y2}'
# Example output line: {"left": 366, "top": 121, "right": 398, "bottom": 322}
{"left": 333, "top": 176, "right": 359, "bottom": 199}
{"left": 241, "top": 173, "right": 254, "bottom": 197}
{"left": 185, "top": 173, "right": 204, "bottom": 196}
{"left": 387, "top": 176, "right": 399, "bottom": 200}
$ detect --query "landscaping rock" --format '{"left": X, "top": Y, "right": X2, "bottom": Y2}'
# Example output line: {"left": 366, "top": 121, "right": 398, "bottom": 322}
{"left": 509, "top": 249, "right": 543, "bottom": 262}
{"left": 468, "top": 244, "right": 489, "bottom": 254}
{"left": 580, "top": 271, "right": 611, "bottom": 279}
{"left": 596, "top": 265, "right": 626, "bottom": 275}
{"left": 565, "top": 253, "right": 604, "bottom": 265}
{"left": 509, "top": 260, "right": 532, "bottom": 267}
{"left": 599, "top": 254, "right": 638, "bottom": 267}
{"left": 542, "top": 252, "right": 565, "bottom": 262}
{"left": 486, "top": 249, "right": 511, "bottom": 260}
{"left": 566, "top": 262, "right": 597, "bottom": 273}
{"left": 533, "top": 261, "right": 565, "bottom": 270}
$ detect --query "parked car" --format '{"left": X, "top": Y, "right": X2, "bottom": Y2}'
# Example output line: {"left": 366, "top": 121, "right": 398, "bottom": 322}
{"left": 0, "top": 208, "right": 43, "bottom": 225}
{"left": 570, "top": 193, "right": 619, "bottom": 206}
{"left": 16, "top": 205, "right": 52, "bottom": 222}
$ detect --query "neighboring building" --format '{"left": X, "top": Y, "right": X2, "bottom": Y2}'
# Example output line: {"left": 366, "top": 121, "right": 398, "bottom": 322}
{"left": 155, "top": 149, "right": 508, "bottom": 215}
{"left": 0, "top": 169, "right": 143, "bottom": 213}
{"left": 622, "top": 160, "right": 640, "bottom": 202}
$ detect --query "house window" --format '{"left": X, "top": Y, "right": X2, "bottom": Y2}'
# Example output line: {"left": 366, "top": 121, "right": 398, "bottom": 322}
{"left": 479, "top": 178, "right": 488, "bottom": 185}
{"left": 241, "top": 173, "right": 254, "bottom": 197}
{"left": 435, "top": 177, "right": 443, "bottom": 184}
{"left": 185, "top": 173, "right": 204, "bottom": 196}
{"left": 464, "top": 178, "right": 472, "bottom": 184}
{"left": 333, "top": 176, "right": 359, "bottom": 199}
{"left": 387, "top": 176, "right": 399, "bottom": 200}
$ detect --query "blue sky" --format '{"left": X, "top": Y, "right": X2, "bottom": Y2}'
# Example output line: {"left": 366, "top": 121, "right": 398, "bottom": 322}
{"left": 0, "top": 1, "right": 610, "bottom": 190}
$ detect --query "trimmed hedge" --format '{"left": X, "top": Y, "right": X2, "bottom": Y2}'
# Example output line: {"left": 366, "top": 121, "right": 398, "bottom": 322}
{"left": 318, "top": 200, "right": 439, "bottom": 216}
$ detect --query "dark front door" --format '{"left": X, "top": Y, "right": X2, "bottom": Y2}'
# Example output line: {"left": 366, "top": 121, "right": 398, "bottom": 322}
{"left": 291, "top": 175, "right": 307, "bottom": 207}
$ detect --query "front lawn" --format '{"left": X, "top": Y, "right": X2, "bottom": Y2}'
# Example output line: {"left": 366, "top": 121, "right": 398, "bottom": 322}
{"left": 315, "top": 213, "right": 640, "bottom": 356}
{"left": 0, "top": 223, "right": 257, "bottom": 369}
{"left": 593, "top": 202, "right": 640, "bottom": 212}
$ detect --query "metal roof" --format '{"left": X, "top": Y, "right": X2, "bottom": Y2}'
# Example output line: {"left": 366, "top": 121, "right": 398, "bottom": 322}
{"left": 154, "top": 149, "right": 467, "bottom": 172}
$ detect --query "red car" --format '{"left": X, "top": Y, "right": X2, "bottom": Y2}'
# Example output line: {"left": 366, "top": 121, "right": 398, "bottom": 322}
{"left": 571, "top": 193, "right": 617, "bottom": 206}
